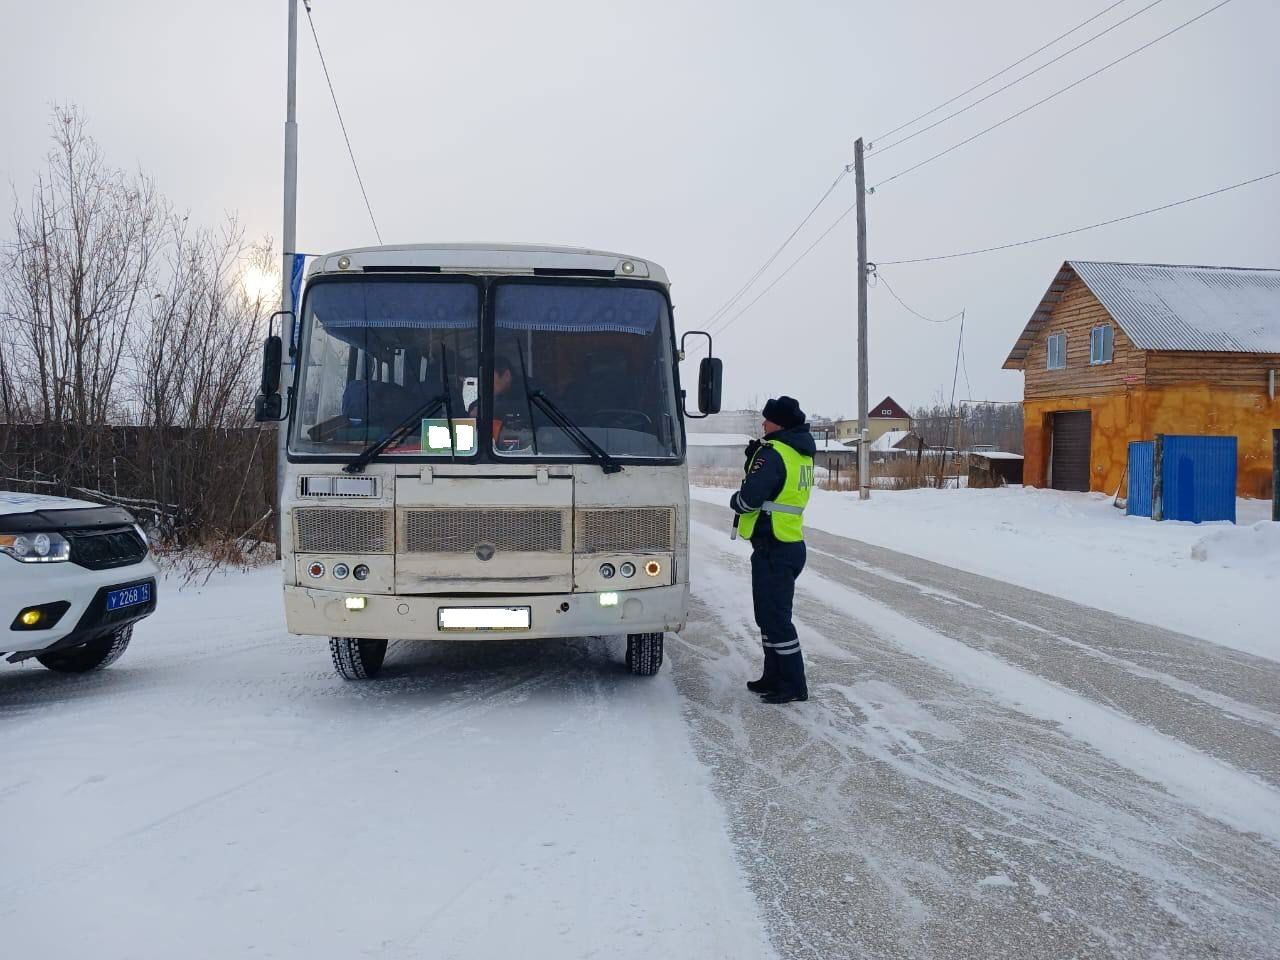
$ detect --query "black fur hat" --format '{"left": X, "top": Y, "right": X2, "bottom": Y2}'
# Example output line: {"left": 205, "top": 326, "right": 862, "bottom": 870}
{"left": 762, "top": 395, "right": 805, "bottom": 429}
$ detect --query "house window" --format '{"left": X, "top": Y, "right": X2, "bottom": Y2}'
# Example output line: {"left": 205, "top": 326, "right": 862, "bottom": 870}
{"left": 1090, "top": 325, "right": 1114, "bottom": 364}
{"left": 1047, "top": 333, "right": 1066, "bottom": 370}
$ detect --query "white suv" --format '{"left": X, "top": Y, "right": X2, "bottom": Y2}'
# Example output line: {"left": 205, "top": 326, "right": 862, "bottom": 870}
{"left": 1, "top": 492, "right": 158, "bottom": 673}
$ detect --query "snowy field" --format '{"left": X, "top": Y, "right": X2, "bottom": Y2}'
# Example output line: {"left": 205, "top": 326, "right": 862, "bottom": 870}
{"left": 695, "top": 484, "right": 1277, "bottom": 662}
{"left": 3, "top": 488, "right": 1278, "bottom": 959}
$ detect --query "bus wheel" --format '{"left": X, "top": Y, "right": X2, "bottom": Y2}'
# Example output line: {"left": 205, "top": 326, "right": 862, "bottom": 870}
{"left": 329, "top": 637, "right": 388, "bottom": 680}
{"left": 625, "top": 632, "right": 663, "bottom": 676}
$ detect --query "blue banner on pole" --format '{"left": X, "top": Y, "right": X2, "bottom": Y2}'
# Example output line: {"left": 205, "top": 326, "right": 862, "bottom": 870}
{"left": 289, "top": 253, "right": 306, "bottom": 352}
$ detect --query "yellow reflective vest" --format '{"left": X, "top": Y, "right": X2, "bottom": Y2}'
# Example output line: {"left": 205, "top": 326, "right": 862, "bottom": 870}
{"left": 737, "top": 440, "right": 814, "bottom": 542}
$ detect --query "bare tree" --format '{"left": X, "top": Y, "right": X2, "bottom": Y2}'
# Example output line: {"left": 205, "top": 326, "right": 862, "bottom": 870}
{"left": 1, "top": 106, "right": 275, "bottom": 548}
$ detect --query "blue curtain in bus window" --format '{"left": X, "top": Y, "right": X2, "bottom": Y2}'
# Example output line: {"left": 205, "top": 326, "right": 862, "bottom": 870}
{"left": 495, "top": 285, "right": 662, "bottom": 335}
{"left": 316, "top": 281, "right": 478, "bottom": 330}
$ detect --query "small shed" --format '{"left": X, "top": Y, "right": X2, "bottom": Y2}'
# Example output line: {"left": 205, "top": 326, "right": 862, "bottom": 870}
{"left": 686, "top": 433, "right": 751, "bottom": 469}
{"left": 968, "top": 451, "right": 1025, "bottom": 488}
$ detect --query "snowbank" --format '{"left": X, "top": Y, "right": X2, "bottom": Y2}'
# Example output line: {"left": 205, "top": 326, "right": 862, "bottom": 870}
{"left": 693, "top": 485, "right": 1277, "bottom": 662}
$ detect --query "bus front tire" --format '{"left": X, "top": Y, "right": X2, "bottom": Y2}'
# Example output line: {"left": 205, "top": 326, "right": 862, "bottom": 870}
{"left": 625, "top": 632, "right": 663, "bottom": 676}
{"left": 329, "top": 637, "right": 387, "bottom": 680}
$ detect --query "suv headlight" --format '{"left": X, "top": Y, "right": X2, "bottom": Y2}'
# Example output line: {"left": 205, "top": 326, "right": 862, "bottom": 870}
{"left": 0, "top": 531, "right": 72, "bottom": 563}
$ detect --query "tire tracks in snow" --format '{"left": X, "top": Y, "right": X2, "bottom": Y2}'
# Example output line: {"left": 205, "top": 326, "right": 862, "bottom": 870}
{"left": 674, "top": 513, "right": 1280, "bottom": 960}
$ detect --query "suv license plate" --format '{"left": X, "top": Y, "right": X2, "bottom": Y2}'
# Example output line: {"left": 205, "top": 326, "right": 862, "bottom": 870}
{"left": 106, "top": 582, "right": 152, "bottom": 611}
{"left": 438, "top": 607, "right": 531, "bottom": 631}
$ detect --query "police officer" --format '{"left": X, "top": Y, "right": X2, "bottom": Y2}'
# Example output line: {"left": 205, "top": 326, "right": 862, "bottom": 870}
{"left": 729, "top": 396, "right": 816, "bottom": 704}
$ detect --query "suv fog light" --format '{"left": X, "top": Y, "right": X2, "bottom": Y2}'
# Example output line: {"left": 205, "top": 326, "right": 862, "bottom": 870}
{"left": 344, "top": 596, "right": 366, "bottom": 611}
{"left": 599, "top": 592, "right": 619, "bottom": 607}
{"left": 599, "top": 562, "right": 616, "bottom": 579}
{"left": 353, "top": 564, "right": 370, "bottom": 581}
{"left": 307, "top": 561, "right": 325, "bottom": 578}
{"left": 644, "top": 560, "right": 662, "bottom": 577}
{"left": 332, "top": 562, "right": 350, "bottom": 580}
{"left": 19, "top": 610, "right": 42, "bottom": 627}
{"left": 619, "top": 561, "right": 636, "bottom": 578}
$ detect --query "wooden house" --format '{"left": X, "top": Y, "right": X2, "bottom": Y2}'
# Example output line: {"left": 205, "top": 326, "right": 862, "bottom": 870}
{"left": 1003, "top": 261, "right": 1280, "bottom": 497}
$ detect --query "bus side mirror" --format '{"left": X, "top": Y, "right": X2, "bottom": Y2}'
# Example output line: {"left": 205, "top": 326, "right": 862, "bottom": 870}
{"left": 698, "top": 357, "right": 723, "bottom": 415}
{"left": 680, "top": 330, "right": 720, "bottom": 420}
{"left": 255, "top": 392, "right": 283, "bottom": 422}
{"left": 255, "top": 334, "right": 285, "bottom": 422}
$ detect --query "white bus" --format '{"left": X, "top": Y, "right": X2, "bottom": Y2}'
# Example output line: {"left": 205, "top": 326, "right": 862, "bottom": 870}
{"left": 256, "top": 243, "right": 721, "bottom": 680}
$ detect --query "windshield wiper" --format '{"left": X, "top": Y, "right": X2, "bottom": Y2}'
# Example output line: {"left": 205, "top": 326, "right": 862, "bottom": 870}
{"left": 343, "top": 393, "right": 446, "bottom": 474}
{"left": 527, "top": 390, "right": 622, "bottom": 475}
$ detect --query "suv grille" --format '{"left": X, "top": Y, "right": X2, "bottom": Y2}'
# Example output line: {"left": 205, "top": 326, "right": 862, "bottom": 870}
{"left": 576, "top": 508, "right": 675, "bottom": 553}
{"left": 402, "top": 509, "right": 566, "bottom": 553}
{"left": 293, "top": 508, "right": 393, "bottom": 554}
{"left": 66, "top": 527, "right": 148, "bottom": 571}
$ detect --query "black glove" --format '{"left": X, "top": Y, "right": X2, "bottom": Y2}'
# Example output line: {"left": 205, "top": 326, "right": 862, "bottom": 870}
{"left": 743, "top": 438, "right": 762, "bottom": 471}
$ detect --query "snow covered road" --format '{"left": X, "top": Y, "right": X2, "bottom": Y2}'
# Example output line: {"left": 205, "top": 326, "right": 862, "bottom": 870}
{"left": 680, "top": 499, "right": 1280, "bottom": 959}
{"left": 0, "top": 571, "right": 773, "bottom": 960}
{"left": 4, "top": 503, "right": 1278, "bottom": 959}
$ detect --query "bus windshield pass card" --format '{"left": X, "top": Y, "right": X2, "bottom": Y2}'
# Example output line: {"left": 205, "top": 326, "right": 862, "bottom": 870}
{"left": 422, "top": 418, "right": 478, "bottom": 455}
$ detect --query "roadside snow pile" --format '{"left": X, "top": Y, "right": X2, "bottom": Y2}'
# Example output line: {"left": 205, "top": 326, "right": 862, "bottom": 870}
{"left": 692, "top": 484, "right": 1277, "bottom": 661}
{"left": 1192, "top": 521, "right": 1280, "bottom": 576}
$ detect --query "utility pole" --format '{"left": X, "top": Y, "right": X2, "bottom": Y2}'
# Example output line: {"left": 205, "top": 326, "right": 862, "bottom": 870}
{"left": 854, "top": 137, "right": 870, "bottom": 500}
{"left": 276, "top": 0, "right": 299, "bottom": 555}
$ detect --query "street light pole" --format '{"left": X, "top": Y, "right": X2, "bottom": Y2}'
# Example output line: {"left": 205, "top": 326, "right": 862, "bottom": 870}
{"left": 276, "top": 0, "right": 299, "bottom": 555}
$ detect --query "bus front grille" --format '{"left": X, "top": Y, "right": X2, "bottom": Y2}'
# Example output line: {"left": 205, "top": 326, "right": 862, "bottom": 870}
{"left": 575, "top": 508, "right": 675, "bottom": 553}
{"left": 402, "top": 509, "right": 567, "bottom": 554}
{"left": 293, "top": 508, "right": 394, "bottom": 554}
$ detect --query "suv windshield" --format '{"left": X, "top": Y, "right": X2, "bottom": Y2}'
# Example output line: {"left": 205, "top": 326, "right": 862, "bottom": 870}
{"left": 489, "top": 282, "right": 681, "bottom": 460}
{"left": 291, "top": 278, "right": 480, "bottom": 458}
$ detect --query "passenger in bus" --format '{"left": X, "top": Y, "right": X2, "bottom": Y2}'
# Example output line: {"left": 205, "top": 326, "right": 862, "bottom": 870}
{"left": 468, "top": 354, "right": 522, "bottom": 443}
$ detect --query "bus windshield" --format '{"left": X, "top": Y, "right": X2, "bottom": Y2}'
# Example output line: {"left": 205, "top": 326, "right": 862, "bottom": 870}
{"left": 291, "top": 278, "right": 481, "bottom": 457}
{"left": 489, "top": 282, "right": 681, "bottom": 460}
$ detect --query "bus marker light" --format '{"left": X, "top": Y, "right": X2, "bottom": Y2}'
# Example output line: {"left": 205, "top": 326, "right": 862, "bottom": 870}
{"left": 644, "top": 561, "right": 662, "bottom": 577}
{"left": 308, "top": 561, "right": 325, "bottom": 578}
{"left": 344, "top": 596, "right": 367, "bottom": 611}
{"left": 599, "top": 592, "right": 619, "bottom": 607}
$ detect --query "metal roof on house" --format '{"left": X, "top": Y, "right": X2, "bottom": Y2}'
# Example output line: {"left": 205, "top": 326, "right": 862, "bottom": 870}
{"left": 1004, "top": 261, "right": 1280, "bottom": 368}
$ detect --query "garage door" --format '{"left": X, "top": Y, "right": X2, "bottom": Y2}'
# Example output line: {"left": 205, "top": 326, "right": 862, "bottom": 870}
{"left": 1050, "top": 411, "right": 1091, "bottom": 492}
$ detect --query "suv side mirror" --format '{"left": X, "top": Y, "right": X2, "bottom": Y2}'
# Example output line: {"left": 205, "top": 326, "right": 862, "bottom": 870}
{"left": 698, "top": 357, "right": 723, "bottom": 415}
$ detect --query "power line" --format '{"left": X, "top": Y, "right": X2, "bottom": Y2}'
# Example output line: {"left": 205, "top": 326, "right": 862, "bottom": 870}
{"left": 876, "top": 272, "right": 962, "bottom": 324}
{"left": 872, "top": 0, "right": 1168, "bottom": 157}
{"left": 705, "top": 168, "right": 850, "bottom": 330}
{"left": 872, "top": 0, "right": 1131, "bottom": 145}
{"left": 871, "top": 0, "right": 1237, "bottom": 190}
{"left": 303, "top": 1, "right": 384, "bottom": 244}
{"left": 878, "top": 168, "right": 1280, "bottom": 265}
{"left": 709, "top": 199, "right": 859, "bottom": 338}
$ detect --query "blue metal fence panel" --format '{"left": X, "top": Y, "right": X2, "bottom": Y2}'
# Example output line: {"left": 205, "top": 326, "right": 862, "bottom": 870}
{"left": 1161, "top": 435, "right": 1237, "bottom": 523}
{"left": 1127, "top": 441, "right": 1154, "bottom": 517}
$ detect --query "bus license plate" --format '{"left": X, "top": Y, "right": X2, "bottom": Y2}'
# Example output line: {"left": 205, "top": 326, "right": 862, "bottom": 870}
{"left": 438, "top": 607, "right": 531, "bottom": 632}
{"left": 106, "top": 582, "right": 151, "bottom": 612}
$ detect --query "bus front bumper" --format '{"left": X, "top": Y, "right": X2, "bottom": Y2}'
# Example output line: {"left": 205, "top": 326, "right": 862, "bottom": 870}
{"left": 283, "top": 583, "right": 689, "bottom": 642}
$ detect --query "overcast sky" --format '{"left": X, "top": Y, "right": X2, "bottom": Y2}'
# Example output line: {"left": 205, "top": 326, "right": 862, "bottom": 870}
{"left": 2, "top": 0, "right": 1277, "bottom": 418}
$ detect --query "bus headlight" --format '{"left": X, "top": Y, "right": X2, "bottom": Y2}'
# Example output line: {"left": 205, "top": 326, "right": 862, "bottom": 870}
{"left": 619, "top": 562, "right": 636, "bottom": 578}
{"left": 599, "top": 562, "right": 616, "bottom": 579}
